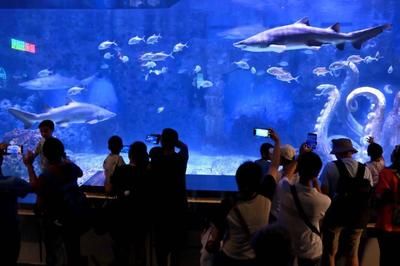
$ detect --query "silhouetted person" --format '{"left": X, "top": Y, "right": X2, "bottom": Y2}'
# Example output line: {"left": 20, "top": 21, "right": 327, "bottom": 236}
{"left": 149, "top": 128, "right": 189, "bottom": 266}
{"left": 103, "top": 135, "right": 125, "bottom": 194}
{"left": 24, "top": 137, "right": 87, "bottom": 266}
{"left": 33, "top": 120, "right": 55, "bottom": 172}
{"left": 374, "top": 145, "right": 400, "bottom": 266}
{"left": 210, "top": 129, "right": 281, "bottom": 266}
{"left": 366, "top": 136, "right": 385, "bottom": 186}
{"left": 252, "top": 223, "right": 294, "bottom": 266}
{"left": 109, "top": 141, "right": 150, "bottom": 266}
{"left": 320, "top": 138, "right": 373, "bottom": 266}
{"left": 255, "top": 142, "right": 274, "bottom": 177}
{"left": 0, "top": 143, "right": 31, "bottom": 266}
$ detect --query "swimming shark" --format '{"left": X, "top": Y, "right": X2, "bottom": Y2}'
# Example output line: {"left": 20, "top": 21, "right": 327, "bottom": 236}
{"left": 18, "top": 73, "right": 98, "bottom": 90}
{"left": 233, "top": 17, "right": 391, "bottom": 53}
{"left": 8, "top": 100, "right": 116, "bottom": 128}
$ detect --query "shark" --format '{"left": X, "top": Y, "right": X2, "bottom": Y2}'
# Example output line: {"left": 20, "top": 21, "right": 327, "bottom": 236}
{"left": 233, "top": 17, "right": 391, "bottom": 53}
{"left": 8, "top": 100, "right": 116, "bottom": 128}
{"left": 18, "top": 73, "right": 98, "bottom": 90}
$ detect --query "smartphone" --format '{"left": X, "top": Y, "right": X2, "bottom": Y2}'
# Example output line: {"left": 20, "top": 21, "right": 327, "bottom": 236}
{"left": 3, "top": 144, "right": 23, "bottom": 155}
{"left": 145, "top": 134, "right": 161, "bottom": 144}
{"left": 253, "top": 128, "right": 270, "bottom": 138}
{"left": 306, "top": 133, "right": 317, "bottom": 150}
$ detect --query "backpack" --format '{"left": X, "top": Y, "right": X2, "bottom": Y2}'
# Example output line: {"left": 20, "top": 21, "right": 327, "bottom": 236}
{"left": 324, "top": 160, "right": 372, "bottom": 229}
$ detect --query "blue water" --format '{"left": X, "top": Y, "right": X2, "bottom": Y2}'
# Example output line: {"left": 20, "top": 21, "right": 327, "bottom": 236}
{"left": 0, "top": 0, "right": 399, "bottom": 182}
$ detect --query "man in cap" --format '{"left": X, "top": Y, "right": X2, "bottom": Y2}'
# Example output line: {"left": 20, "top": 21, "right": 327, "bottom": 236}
{"left": 320, "top": 138, "right": 373, "bottom": 266}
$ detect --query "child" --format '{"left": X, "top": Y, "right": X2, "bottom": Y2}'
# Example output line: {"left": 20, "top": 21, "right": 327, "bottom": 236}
{"left": 103, "top": 135, "right": 125, "bottom": 193}
{"left": 34, "top": 120, "right": 55, "bottom": 172}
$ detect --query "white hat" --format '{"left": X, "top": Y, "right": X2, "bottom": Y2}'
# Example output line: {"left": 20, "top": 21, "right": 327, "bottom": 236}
{"left": 280, "top": 144, "right": 296, "bottom": 161}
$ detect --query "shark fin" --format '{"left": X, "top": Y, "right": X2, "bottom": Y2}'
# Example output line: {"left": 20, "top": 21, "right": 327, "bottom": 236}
{"left": 352, "top": 40, "right": 363, "bottom": 49}
{"left": 8, "top": 108, "right": 38, "bottom": 129}
{"left": 65, "top": 97, "right": 76, "bottom": 105}
{"left": 336, "top": 43, "right": 345, "bottom": 50}
{"left": 295, "top": 17, "right": 310, "bottom": 26}
{"left": 329, "top": 23, "right": 340, "bottom": 33}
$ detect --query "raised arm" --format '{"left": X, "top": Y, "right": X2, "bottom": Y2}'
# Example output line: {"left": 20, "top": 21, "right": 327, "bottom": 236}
{"left": 267, "top": 129, "right": 281, "bottom": 182}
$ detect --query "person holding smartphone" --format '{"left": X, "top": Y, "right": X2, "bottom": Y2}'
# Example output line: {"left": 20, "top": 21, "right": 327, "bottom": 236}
{"left": 149, "top": 128, "right": 189, "bottom": 266}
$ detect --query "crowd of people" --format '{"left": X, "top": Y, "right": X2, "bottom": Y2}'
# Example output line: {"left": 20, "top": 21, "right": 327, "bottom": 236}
{"left": 1, "top": 120, "right": 400, "bottom": 266}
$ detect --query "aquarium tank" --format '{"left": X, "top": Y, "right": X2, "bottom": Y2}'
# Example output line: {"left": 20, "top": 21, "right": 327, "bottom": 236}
{"left": 0, "top": 0, "right": 398, "bottom": 190}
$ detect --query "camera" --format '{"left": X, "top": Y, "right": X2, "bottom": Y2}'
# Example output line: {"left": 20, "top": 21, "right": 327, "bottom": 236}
{"left": 253, "top": 128, "right": 270, "bottom": 138}
{"left": 145, "top": 134, "right": 161, "bottom": 144}
{"left": 1, "top": 144, "right": 23, "bottom": 155}
{"left": 306, "top": 133, "right": 317, "bottom": 150}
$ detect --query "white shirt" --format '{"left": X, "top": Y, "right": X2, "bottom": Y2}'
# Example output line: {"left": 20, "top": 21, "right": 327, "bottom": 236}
{"left": 320, "top": 158, "right": 373, "bottom": 199}
{"left": 278, "top": 180, "right": 331, "bottom": 259}
{"left": 366, "top": 158, "right": 385, "bottom": 186}
{"left": 222, "top": 195, "right": 271, "bottom": 260}
{"left": 103, "top": 154, "right": 125, "bottom": 185}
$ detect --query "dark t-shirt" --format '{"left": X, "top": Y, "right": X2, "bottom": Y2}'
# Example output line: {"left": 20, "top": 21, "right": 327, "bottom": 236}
{"left": 149, "top": 146, "right": 189, "bottom": 216}
{"left": 35, "top": 162, "right": 83, "bottom": 218}
{"left": 0, "top": 176, "right": 31, "bottom": 227}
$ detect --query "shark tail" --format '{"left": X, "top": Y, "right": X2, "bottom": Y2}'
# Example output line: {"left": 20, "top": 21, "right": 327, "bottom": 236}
{"left": 8, "top": 108, "right": 39, "bottom": 129}
{"left": 349, "top": 24, "right": 391, "bottom": 49}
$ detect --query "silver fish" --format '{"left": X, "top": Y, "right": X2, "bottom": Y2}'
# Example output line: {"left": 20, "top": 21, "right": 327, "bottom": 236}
{"left": 233, "top": 60, "right": 250, "bottom": 70}
{"left": 234, "top": 17, "right": 391, "bottom": 53}
{"left": 347, "top": 55, "right": 364, "bottom": 64}
{"left": 388, "top": 65, "right": 393, "bottom": 74}
{"left": 128, "top": 36, "right": 145, "bottom": 45}
{"left": 146, "top": 34, "right": 162, "bottom": 45}
{"left": 275, "top": 73, "right": 299, "bottom": 83}
{"left": 8, "top": 100, "right": 116, "bottom": 128}
{"left": 313, "top": 67, "right": 332, "bottom": 77}
{"left": 141, "top": 61, "right": 157, "bottom": 69}
{"left": 67, "top": 86, "right": 85, "bottom": 96}
{"left": 266, "top": 67, "right": 286, "bottom": 76}
{"left": 37, "top": 69, "right": 53, "bottom": 78}
{"left": 98, "top": 40, "right": 117, "bottom": 50}
{"left": 173, "top": 42, "right": 188, "bottom": 53}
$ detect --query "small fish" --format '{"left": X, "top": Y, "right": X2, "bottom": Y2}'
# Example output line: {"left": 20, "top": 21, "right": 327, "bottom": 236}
{"left": 141, "top": 61, "right": 157, "bottom": 69}
{"left": 140, "top": 52, "right": 173, "bottom": 62}
{"left": 347, "top": 55, "right": 364, "bottom": 64}
{"left": 128, "top": 36, "right": 145, "bottom": 45}
{"left": 388, "top": 65, "right": 393, "bottom": 74}
{"left": 312, "top": 67, "right": 332, "bottom": 77}
{"left": 233, "top": 60, "right": 250, "bottom": 70}
{"left": 275, "top": 73, "right": 299, "bottom": 83}
{"left": 146, "top": 34, "right": 162, "bottom": 45}
{"left": 119, "top": 55, "right": 129, "bottom": 63}
{"left": 67, "top": 86, "right": 85, "bottom": 96}
{"left": 173, "top": 42, "right": 188, "bottom": 53}
{"left": 37, "top": 69, "right": 53, "bottom": 78}
{"left": 328, "top": 60, "right": 349, "bottom": 71}
{"left": 150, "top": 67, "right": 168, "bottom": 76}
{"left": 364, "top": 51, "right": 382, "bottom": 64}
{"left": 383, "top": 84, "right": 393, "bottom": 94}
{"left": 250, "top": 67, "right": 257, "bottom": 74}
{"left": 194, "top": 65, "right": 202, "bottom": 73}
{"left": 278, "top": 61, "right": 289, "bottom": 67}
{"left": 157, "top": 106, "right": 165, "bottom": 113}
{"left": 198, "top": 80, "right": 213, "bottom": 88}
{"left": 266, "top": 67, "right": 286, "bottom": 76}
{"left": 103, "top": 52, "right": 114, "bottom": 60}
{"left": 98, "top": 40, "right": 117, "bottom": 50}
{"left": 100, "top": 63, "right": 109, "bottom": 69}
